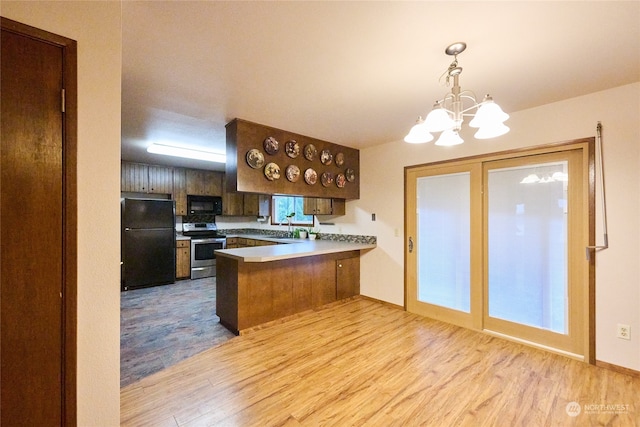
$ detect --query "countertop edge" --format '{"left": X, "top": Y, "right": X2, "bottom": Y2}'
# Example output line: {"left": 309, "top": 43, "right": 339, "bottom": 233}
{"left": 216, "top": 241, "right": 376, "bottom": 262}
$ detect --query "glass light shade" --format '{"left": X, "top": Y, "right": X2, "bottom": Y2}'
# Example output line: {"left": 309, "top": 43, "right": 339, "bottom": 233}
{"left": 424, "top": 107, "right": 455, "bottom": 132}
{"left": 474, "top": 122, "right": 510, "bottom": 139}
{"left": 434, "top": 129, "right": 464, "bottom": 146}
{"left": 404, "top": 122, "right": 434, "bottom": 143}
{"left": 147, "top": 143, "right": 226, "bottom": 163}
{"left": 469, "top": 101, "right": 510, "bottom": 128}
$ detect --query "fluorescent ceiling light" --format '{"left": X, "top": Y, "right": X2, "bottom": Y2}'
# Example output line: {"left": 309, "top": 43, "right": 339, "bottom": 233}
{"left": 147, "top": 143, "right": 226, "bottom": 163}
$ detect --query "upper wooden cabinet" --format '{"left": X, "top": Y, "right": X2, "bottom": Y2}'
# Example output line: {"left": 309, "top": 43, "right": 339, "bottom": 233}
{"left": 121, "top": 161, "right": 172, "bottom": 194}
{"left": 186, "top": 169, "right": 222, "bottom": 196}
{"left": 243, "top": 193, "right": 271, "bottom": 216}
{"left": 173, "top": 167, "right": 187, "bottom": 216}
{"left": 222, "top": 174, "right": 271, "bottom": 217}
{"left": 303, "top": 197, "right": 345, "bottom": 215}
{"left": 222, "top": 174, "right": 244, "bottom": 216}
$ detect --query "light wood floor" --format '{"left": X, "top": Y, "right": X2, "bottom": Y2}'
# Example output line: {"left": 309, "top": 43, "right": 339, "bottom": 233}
{"left": 121, "top": 297, "right": 640, "bottom": 426}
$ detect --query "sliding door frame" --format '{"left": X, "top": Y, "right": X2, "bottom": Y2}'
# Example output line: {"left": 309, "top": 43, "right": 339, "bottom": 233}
{"left": 404, "top": 138, "right": 595, "bottom": 363}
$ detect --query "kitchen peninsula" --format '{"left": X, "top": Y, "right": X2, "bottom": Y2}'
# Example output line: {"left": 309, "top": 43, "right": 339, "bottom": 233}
{"left": 215, "top": 239, "right": 375, "bottom": 334}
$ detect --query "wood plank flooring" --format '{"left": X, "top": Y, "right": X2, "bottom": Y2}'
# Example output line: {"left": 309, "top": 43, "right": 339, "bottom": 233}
{"left": 121, "top": 297, "right": 640, "bottom": 426}
{"left": 121, "top": 278, "right": 235, "bottom": 387}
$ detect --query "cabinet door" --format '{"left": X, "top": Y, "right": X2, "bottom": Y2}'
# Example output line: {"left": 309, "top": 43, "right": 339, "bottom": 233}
{"left": 121, "top": 162, "right": 148, "bottom": 192}
{"left": 330, "top": 199, "right": 346, "bottom": 215}
{"left": 173, "top": 168, "right": 187, "bottom": 216}
{"left": 243, "top": 194, "right": 259, "bottom": 215}
{"left": 337, "top": 256, "right": 360, "bottom": 299}
{"left": 204, "top": 171, "right": 223, "bottom": 196}
{"left": 222, "top": 175, "right": 244, "bottom": 215}
{"left": 303, "top": 197, "right": 345, "bottom": 215}
{"left": 312, "top": 257, "right": 336, "bottom": 306}
{"left": 187, "top": 169, "right": 223, "bottom": 196}
{"left": 148, "top": 165, "right": 173, "bottom": 194}
{"left": 175, "top": 241, "right": 190, "bottom": 279}
{"left": 315, "top": 198, "right": 333, "bottom": 214}
{"left": 303, "top": 197, "right": 317, "bottom": 215}
{"left": 186, "top": 169, "right": 205, "bottom": 195}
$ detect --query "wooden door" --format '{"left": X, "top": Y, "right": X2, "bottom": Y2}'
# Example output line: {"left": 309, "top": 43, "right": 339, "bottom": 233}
{"left": 1, "top": 18, "right": 77, "bottom": 425}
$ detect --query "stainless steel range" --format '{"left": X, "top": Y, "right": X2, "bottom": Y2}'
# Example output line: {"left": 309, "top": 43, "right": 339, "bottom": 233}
{"left": 182, "top": 222, "right": 226, "bottom": 279}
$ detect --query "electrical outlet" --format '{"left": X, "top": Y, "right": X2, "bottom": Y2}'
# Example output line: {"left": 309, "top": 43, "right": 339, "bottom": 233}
{"left": 617, "top": 324, "right": 631, "bottom": 340}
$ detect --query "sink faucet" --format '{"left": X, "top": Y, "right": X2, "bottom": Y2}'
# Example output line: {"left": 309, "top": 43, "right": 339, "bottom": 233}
{"left": 279, "top": 217, "right": 293, "bottom": 238}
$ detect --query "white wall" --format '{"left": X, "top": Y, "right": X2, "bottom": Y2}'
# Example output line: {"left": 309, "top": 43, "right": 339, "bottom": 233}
{"left": 1, "top": 2, "right": 122, "bottom": 425}
{"left": 351, "top": 83, "right": 640, "bottom": 371}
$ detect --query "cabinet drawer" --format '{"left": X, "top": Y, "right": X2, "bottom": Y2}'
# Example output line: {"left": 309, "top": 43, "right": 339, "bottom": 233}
{"left": 226, "top": 237, "right": 238, "bottom": 244}
{"left": 176, "top": 240, "right": 190, "bottom": 248}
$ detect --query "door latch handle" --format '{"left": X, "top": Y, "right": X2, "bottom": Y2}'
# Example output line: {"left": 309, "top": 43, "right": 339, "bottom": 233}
{"left": 408, "top": 237, "right": 414, "bottom": 253}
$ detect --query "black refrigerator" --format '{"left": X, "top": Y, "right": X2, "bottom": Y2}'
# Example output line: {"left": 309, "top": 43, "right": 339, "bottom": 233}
{"left": 121, "top": 198, "right": 176, "bottom": 291}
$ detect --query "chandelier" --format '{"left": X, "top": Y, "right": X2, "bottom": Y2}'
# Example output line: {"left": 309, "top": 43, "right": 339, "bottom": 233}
{"left": 404, "top": 42, "right": 509, "bottom": 146}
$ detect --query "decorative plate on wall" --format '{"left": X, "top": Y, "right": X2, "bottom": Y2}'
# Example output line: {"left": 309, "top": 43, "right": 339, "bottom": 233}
{"left": 304, "top": 144, "right": 317, "bottom": 161}
{"left": 304, "top": 168, "right": 318, "bottom": 185}
{"left": 264, "top": 162, "right": 281, "bottom": 181}
{"left": 321, "top": 172, "right": 334, "bottom": 187}
{"left": 285, "top": 165, "right": 300, "bottom": 182}
{"left": 336, "top": 173, "right": 346, "bottom": 188}
{"left": 345, "top": 168, "right": 356, "bottom": 182}
{"left": 320, "top": 149, "right": 333, "bottom": 165}
{"left": 246, "top": 149, "right": 265, "bottom": 169}
{"left": 285, "top": 140, "right": 300, "bottom": 158}
{"left": 263, "top": 137, "right": 279, "bottom": 155}
{"left": 335, "top": 152, "right": 345, "bottom": 166}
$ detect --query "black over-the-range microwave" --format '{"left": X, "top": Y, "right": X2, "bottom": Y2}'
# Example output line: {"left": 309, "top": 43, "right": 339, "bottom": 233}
{"left": 187, "top": 195, "right": 223, "bottom": 215}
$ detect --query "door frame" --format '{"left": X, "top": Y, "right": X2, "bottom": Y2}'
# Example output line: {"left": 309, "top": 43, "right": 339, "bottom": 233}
{"left": 404, "top": 139, "right": 595, "bottom": 363}
{"left": 1, "top": 17, "right": 78, "bottom": 424}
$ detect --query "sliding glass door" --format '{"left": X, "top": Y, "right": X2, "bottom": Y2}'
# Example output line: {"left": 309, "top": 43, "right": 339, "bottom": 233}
{"left": 405, "top": 142, "right": 592, "bottom": 358}
{"left": 406, "top": 163, "right": 482, "bottom": 329}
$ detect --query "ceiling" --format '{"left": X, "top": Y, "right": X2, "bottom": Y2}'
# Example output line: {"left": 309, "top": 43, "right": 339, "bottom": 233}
{"left": 121, "top": 1, "right": 640, "bottom": 171}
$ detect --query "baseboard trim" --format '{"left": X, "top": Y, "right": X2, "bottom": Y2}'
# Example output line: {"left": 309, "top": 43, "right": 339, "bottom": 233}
{"left": 596, "top": 360, "right": 640, "bottom": 378}
{"left": 358, "top": 295, "right": 404, "bottom": 311}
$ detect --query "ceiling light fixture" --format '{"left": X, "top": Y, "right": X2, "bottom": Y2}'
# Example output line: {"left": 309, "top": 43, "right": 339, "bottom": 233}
{"left": 147, "top": 143, "right": 226, "bottom": 163}
{"left": 404, "top": 42, "right": 509, "bottom": 146}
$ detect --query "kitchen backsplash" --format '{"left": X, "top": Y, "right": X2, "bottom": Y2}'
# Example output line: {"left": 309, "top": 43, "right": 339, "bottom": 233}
{"left": 220, "top": 228, "right": 376, "bottom": 244}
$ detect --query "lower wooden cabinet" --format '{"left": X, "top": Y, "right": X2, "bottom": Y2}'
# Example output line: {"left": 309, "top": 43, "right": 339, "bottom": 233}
{"left": 216, "top": 250, "right": 360, "bottom": 334}
{"left": 176, "top": 240, "right": 190, "bottom": 279}
{"left": 337, "top": 256, "right": 360, "bottom": 300}
{"left": 230, "top": 236, "right": 278, "bottom": 248}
